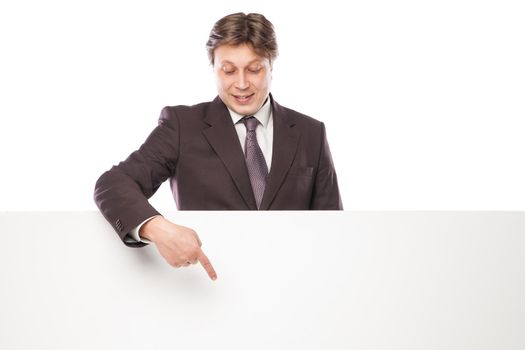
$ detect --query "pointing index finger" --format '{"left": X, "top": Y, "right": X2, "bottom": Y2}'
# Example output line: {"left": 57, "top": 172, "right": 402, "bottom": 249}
{"left": 198, "top": 249, "right": 217, "bottom": 281}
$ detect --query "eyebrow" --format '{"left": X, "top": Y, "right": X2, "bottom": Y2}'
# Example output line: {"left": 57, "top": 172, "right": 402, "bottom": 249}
{"left": 221, "top": 59, "right": 262, "bottom": 66}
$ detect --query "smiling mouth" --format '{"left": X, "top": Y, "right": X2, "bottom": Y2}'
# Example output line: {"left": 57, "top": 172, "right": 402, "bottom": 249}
{"left": 233, "top": 93, "right": 254, "bottom": 101}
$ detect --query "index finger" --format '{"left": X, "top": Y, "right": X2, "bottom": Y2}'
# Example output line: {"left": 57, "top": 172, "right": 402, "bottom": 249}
{"left": 197, "top": 249, "right": 217, "bottom": 281}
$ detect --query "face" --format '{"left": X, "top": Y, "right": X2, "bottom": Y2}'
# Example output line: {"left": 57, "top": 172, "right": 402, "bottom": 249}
{"left": 213, "top": 43, "right": 272, "bottom": 116}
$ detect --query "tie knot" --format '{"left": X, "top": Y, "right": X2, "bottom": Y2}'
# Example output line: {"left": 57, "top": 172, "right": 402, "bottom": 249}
{"left": 242, "top": 116, "right": 259, "bottom": 132}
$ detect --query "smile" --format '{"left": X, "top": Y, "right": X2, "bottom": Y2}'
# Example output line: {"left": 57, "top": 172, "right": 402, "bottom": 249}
{"left": 233, "top": 94, "right": 255, "bottom": 104}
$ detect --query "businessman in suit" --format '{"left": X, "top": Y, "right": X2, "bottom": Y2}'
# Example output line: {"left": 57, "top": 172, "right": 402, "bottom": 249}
{"left": 94, "top": 12, "right": 342, "bottom": 281}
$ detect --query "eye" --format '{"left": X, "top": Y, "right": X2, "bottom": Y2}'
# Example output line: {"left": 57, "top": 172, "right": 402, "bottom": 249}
{"left": 248, "top": 67, "right": 262, "bottom": 74}
{"left": 222, "top": 66, "right": 236, "bottom": 75}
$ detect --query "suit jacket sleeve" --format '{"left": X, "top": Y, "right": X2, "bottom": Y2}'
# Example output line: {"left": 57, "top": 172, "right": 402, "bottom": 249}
{"left": 310, "top": 122, "right": 343, "bottom": 210}
{"left": 93, "top": 107, "right": 179, "bottom": 247}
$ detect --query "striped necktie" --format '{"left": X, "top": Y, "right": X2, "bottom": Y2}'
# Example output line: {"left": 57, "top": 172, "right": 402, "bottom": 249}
{"left": 242, "top": 116, "right": 268, "bottom": 209}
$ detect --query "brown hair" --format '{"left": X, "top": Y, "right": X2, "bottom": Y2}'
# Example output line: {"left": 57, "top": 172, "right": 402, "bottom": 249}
{"left": 206, "top": 12, "right": 278, "bottom": 65}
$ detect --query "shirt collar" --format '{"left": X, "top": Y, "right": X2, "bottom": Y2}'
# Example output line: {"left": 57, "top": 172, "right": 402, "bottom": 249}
{"left": 227, "top": 95, "right": 272, "bottom": 127}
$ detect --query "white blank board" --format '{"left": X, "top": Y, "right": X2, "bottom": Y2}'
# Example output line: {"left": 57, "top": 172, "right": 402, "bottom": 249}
{"left": 1, "top": 211, "right": 524, "bottom": 349}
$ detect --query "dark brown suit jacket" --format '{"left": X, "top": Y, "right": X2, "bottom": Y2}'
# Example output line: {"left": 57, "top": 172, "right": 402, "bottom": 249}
{"left": 94, "top": 94, "right": 342, "bottom": 246}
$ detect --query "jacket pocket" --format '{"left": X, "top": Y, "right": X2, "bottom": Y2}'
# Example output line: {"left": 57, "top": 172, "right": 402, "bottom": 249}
{"left": 288, "top": 166, "right": 314, "bottom": 177}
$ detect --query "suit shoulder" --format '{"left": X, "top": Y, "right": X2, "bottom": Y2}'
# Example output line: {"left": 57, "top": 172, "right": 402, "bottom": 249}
{"left": 278, "top": 105, "right": 324, "bottom": 129}
{"left": 159, "top": 101, "right": 211, "bottom": 122}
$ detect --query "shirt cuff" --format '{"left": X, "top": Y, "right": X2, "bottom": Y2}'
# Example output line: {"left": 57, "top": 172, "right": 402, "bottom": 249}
{"left": 128, "top": 215, "right": 162, "bottom": 243}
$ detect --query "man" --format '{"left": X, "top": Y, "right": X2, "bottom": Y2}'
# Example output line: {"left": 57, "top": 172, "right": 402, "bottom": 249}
{"left": 94, "top": 12, "right": 342, "bottom": 281}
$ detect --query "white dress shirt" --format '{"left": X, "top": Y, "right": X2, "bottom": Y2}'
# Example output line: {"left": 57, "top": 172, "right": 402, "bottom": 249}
{"left": 126, "top": 97, "right": 274, "bottom": 244}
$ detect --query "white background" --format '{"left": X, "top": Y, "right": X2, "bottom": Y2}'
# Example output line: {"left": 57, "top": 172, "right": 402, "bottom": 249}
{"left": 1, "top": 0, "right": 524, "bottom": 211}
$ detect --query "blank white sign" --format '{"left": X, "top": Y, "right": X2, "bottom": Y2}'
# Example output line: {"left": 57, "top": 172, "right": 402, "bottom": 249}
{"left": 1, "top": 211, "right": 524, "bottom": 349}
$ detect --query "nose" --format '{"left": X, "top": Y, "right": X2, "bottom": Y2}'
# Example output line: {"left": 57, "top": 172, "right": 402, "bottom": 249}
{"left": 234, "top": 72, "right": 249, "bottom": 90}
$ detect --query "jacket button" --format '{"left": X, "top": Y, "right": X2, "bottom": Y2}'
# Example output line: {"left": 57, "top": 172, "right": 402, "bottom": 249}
{"left": 115, "top": 219, "right": 123, "bottom": 231}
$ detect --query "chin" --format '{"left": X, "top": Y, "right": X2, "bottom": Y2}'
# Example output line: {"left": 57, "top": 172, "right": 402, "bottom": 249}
{"left": 228, "top": 103, "right": 254, "bottom": 115}
{"left": 234, "top": 106, "right": 255, "bottom": 114}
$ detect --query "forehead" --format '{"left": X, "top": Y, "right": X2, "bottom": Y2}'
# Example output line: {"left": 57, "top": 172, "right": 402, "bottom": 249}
{"left": 214, "top": 43, "right": 268, "bottom": 66}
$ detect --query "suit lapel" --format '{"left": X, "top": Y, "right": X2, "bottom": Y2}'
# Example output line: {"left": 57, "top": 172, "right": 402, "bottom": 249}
{"left": 202, "top": 96, "right": 257, "bottom": 209}
{"left": 260, "top": 96, "right": 300, "bottom": 209}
